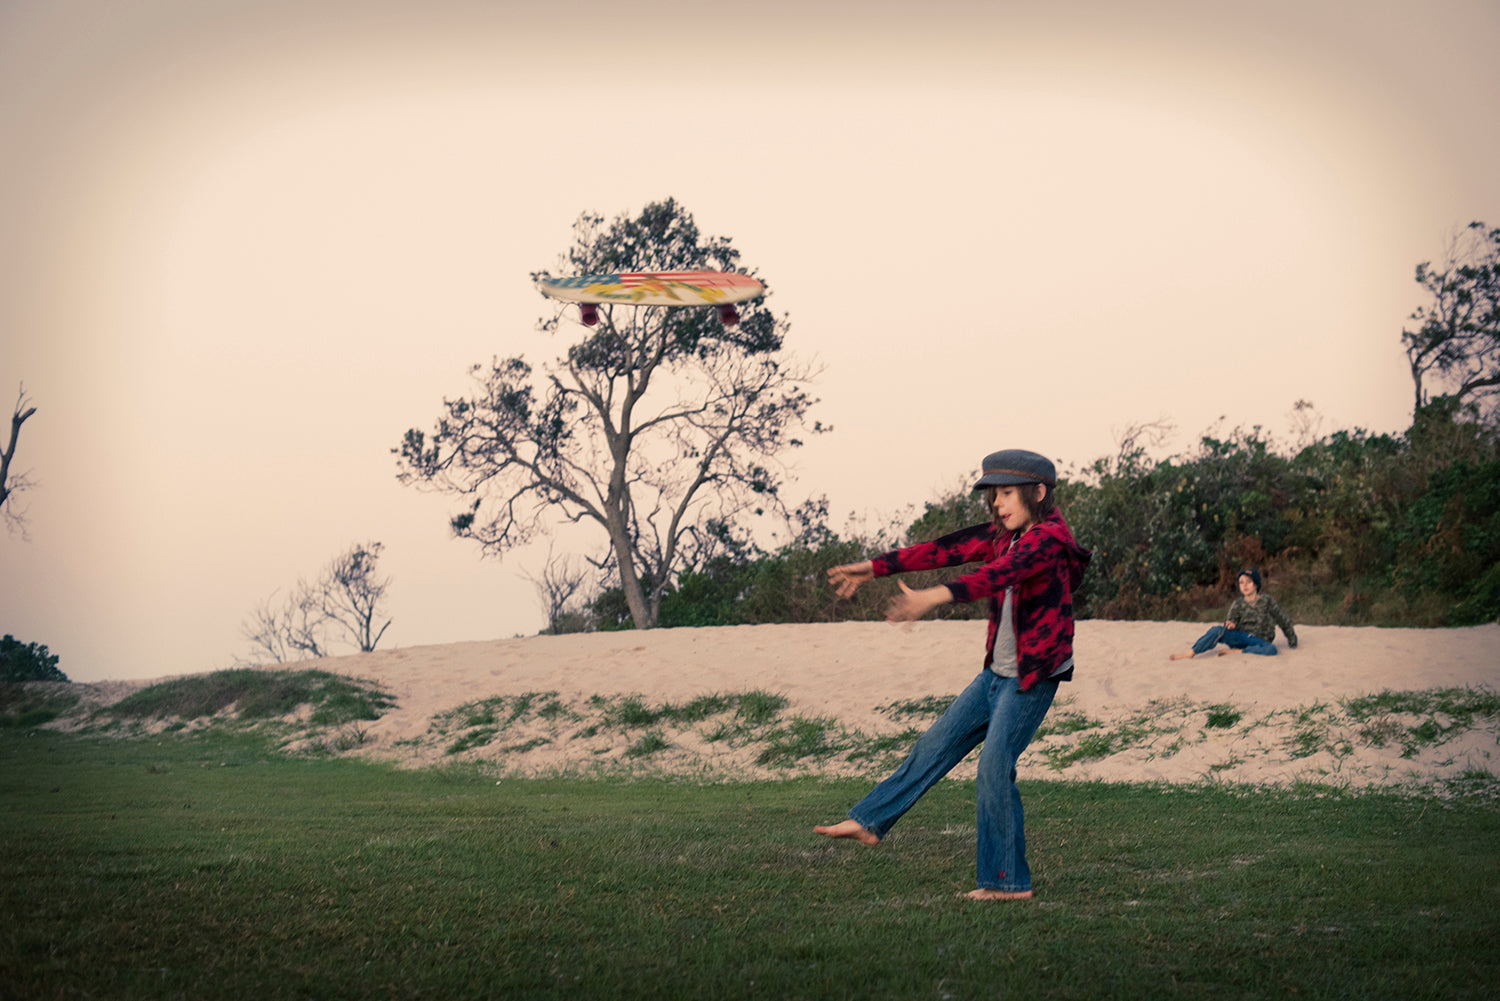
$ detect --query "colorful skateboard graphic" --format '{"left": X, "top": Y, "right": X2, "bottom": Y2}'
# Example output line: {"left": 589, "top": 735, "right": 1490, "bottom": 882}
{"left": 536, "top": 270, "right": 767, "bottom": 326}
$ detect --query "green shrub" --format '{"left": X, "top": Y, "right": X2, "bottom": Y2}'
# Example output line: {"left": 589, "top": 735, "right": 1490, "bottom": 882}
{"left": 1394, "top": 459, "right": 1500, "bottom": 623}
{"left": 0, "top": 635, "right": 66, "bottom": 683}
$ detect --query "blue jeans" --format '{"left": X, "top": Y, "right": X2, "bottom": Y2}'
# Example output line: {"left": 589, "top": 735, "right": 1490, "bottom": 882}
{"left": 1191, "top": 625, "right": 1278, "bottom": 656}
{"left": 848, "top": 671, "right": 1059, "bottom": 892}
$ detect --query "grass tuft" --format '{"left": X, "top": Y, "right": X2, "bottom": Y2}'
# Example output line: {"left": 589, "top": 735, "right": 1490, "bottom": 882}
{"left": 1342, "top": 687, "right": 1500, "bottom": 724}
{"left": 1204, "top": 703, "right": 1242, "bottom": 728}
{"left": 625, "top": 731, "right": 670, "bottom": 758}
{"left": 876, "top": 695, "right": 957, "bottom": 720}
{"left": 1037, "top": 710, "right": 1100, "bottom": 737}
{"left": 755, "top": 715, "right": 852, "bottom": 766}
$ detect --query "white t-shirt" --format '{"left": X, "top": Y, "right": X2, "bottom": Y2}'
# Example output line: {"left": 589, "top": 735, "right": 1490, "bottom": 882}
{"left": 990, "top": 587, "right": 1017, "bottom": 677}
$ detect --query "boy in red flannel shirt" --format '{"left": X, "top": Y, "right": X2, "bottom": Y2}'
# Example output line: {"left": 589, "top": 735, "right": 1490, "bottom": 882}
{"left": 815, "top": 449, "right": 1091, "bottom": 900}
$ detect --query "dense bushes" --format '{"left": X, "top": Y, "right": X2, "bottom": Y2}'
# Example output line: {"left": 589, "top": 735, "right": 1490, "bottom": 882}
{"left": 572, "top": 406, "right": 1499, "bottom": 629}
{"left": 580, "top": 492, "right": 999, "bottom": 630}
{"left": 594, "top": 523, "right": 892, "bottom": 630}
{"left": 0, "top": 635, "right": 66, "bottom": 683}
{"left": 1393, "top": 459, "right": 1500, "bottom": 624}
{"left": 1059, "top": 405, "right": 1498, "bottom": 624}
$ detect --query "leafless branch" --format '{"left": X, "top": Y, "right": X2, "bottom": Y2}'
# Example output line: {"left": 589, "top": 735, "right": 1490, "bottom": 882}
{"left": 2, "top": 385, "right": 38, "bottom": 536}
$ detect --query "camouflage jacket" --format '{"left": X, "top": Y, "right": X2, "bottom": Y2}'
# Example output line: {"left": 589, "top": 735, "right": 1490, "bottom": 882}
{"left": 870, "top": 510, "right": 1092, "bottom": 692}
{"left": 1227, "top": 594, "right": 1297, "bottom": 647}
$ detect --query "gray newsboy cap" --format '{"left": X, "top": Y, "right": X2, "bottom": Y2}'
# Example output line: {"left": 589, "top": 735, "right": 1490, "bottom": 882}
{"left": 973, "top": 449, "right": 1056, "bottom": 490}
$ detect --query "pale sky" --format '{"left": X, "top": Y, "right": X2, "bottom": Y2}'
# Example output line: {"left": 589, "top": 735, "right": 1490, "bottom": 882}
{"left": 2, "top": 0, "right": 1497, "bottom": 681}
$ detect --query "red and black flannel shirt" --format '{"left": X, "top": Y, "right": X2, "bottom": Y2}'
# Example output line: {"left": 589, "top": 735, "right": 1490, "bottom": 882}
{"left": 870, "top": 510, "right": 1091, "bottom": 691}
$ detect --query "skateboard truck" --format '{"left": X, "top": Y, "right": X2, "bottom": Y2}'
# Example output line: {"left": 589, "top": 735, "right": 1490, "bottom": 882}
{"left": 580, "top": 303, "right": 734, "bottom": 326}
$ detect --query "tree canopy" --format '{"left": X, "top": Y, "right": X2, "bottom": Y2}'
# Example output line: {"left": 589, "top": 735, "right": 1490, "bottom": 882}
{"left": 396, "top": 200, "right": 825, "bottom": 629}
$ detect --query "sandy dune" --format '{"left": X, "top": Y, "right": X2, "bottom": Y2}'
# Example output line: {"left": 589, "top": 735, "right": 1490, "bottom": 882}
{"left": 155, "top": 619, "right": 1500, "bottom": 791}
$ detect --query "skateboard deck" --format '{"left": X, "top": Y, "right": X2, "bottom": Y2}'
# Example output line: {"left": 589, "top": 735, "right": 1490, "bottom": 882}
{"left": 536, "top": 270, "right": 766, "bottom": 326}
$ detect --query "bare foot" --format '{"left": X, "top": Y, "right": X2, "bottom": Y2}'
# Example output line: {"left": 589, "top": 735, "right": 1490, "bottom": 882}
{"left": 813, "top": 820, "right": 880, "bottom": 845}
{"left": 961, "top": 888, "right": 1033, "bottom": 901}
{"left": 1169, "top": 651, "right": 1195, "bottom": 661}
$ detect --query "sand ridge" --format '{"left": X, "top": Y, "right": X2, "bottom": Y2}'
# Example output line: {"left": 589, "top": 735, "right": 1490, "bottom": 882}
{"left": 68, "top": 621, "right": 1500, "bottom": 790}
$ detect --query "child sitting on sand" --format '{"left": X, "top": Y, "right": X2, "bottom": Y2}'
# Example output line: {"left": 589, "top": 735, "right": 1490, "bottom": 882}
{"left": 814, "top": 449, "right": 1091, "bottom": 901}
{"left": 1169, "top": 568, "right": 1298, "bottom": 659}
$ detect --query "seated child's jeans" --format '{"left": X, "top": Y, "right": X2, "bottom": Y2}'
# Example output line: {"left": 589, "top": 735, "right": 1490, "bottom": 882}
{"left": 1191, "top": 625, "right": 1277, "bottom": 656}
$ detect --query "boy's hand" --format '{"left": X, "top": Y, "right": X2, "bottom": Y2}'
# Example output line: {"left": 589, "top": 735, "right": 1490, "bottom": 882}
{"left": 886, "top": 581, "right": 952, "bottom": 623}
{"left": 827, "top": 562, "right": 875, "bottom": 599}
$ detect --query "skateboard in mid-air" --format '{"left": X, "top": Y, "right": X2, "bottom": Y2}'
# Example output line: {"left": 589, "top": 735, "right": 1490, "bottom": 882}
{"left": 536, "top": 270, "right": 767, "bottom": 326}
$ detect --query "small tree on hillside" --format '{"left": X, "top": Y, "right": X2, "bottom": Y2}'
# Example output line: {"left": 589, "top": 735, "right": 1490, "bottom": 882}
{"left": 1403, "top": 221, "right": 1500, "bottom": 415}
{"left": 323, "top": 542, "right": 393, "bottom": 652}
{"left": 396, "top": 200, "right": 825, "bottom": 629}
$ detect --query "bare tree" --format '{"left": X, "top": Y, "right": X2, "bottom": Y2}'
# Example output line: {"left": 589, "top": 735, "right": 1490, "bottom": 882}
{"left": 396, "top": 200, "right": 826, "bottom": 629}
{"left": 241, "top": 542, "right": 392, "bottom": 662}
{"left": 522, "top": 545, "right": 596, "bottom": 634}
{"left": 241, "top": 594, "right": 292, "bottom": 663}
{"left": 1111, "top": 417, "right": 1176, "bottom": 478}
{"left": 2, "top": 386, "right": 37, "bottom": 536}
{"left": 1403, "top": 221, "right": 1500, "bottom": 415}
{"left": 242, "top": 585, "right": 329, "bottom": 663}
{"left": 1287, "top": 399, "right": 1324, "bottom": 451}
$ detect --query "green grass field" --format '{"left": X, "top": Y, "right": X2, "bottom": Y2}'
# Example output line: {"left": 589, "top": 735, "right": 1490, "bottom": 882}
{"left": 2, "top": 727, "right": 1496, "bottom": 1000}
